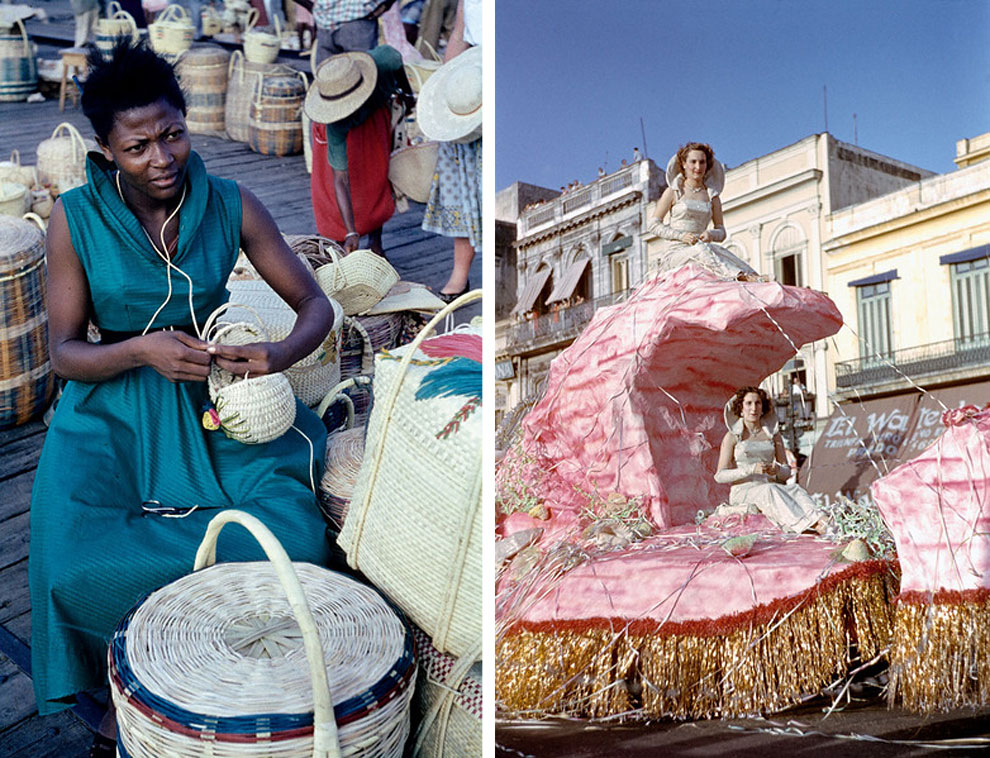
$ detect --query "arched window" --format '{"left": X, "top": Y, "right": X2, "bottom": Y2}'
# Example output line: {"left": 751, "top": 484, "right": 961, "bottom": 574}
{"left": 770, "top": 225, "right": 806, "bottom": 286}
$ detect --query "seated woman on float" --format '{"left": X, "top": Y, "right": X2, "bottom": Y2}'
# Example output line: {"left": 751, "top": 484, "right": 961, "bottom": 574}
{"left": 714, "top": 386, "right": 827, "bottom": 534}
{"left": 650, "top": 142, "right": 764, "bottom": 282}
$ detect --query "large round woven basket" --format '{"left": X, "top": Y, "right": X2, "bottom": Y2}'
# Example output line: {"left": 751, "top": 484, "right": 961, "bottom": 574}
{"left": 248, "top": 70, "right": 307, "bottom": 156}
{"left": 0, "top": 20, "right": 37, "bottom": 103}
{"left": 225, "top": 53, "right": 287, "bottom": 143}
{"left": 243, "top": 8, "right": 282, "bottom": 64}
{"left": 0, "top": 216, "right": 55, "bottom": 429}
{"left": 110, "top": 510, "right": 416, "bottom": 758}
{"left": 226, "top": 277, "right": 345, "bottom": 407}
{"left": 36, "top": 122, "right": 95, "bottom": 195}
{"left": 148, "top": 4, "right": 195, "bottom": 60}
{"left": 388, "top": 142, "right": 439, "bottom": 204}
{"left": 176, "top": 44, "right": 230, "bottom": 134}
{"left": 314, "top": 249, "right": 400, "bottom": 317}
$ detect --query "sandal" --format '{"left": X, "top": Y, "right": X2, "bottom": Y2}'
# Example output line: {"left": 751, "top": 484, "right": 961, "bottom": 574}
{"left": 438, "top": 280, "right": 470, "bottom": 305}
{"left": 89, "top": 733, "right": 116, "bottom": 758}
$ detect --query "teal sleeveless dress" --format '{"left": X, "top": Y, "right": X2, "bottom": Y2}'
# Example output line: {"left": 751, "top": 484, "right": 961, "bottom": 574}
{"left": 29, "top": 151, "right": 331, "bottom": 715}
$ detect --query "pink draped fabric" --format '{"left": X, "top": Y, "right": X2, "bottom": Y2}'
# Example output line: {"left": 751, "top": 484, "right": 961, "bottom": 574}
{"left": 504, "top": 266, "right": 842, "bottom": 530}
{"left": 871, "top": 408, "right": 990, "bottom": 596}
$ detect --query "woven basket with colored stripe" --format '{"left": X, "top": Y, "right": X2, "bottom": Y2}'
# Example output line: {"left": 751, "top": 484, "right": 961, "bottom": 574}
{"left": 176, "top": 44, "right": 230, "bottom": 134}
{"left": 225, "top": 52, "right": 288, "bottom": 143}
{"left": 0, "top": 20, "right": 36, "bottom": 103}
{"left": 248, "top": 71, "right": 307, "bottom": 157}
{"left": 110, "top": 509, "right": 417, "bottom": 758}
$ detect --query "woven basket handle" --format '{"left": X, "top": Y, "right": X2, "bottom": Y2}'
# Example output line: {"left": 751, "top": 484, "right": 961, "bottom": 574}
{"left": 106, "top": 0, "right": 123, "bottom": 19}
{"left": 9, "top": 149, "right": 20, "bottom": 167}
{"left": 310, "top": 39, "right": 319, "bottom": 75}
{"left": 245, "top": 6, "right": 259, "bottom": 33}
{"left": 193, "top": 510, "right": 342, "bottom": 758}
{"left": 13, "top": 19, "right": 29, "bottom": 54}
{"left": 315, "top": 375, "right": 372, "bottom": 426}
{"left": 419, "top": 36, "right": 441, "bottom": 62}
{"left": 200, "top": 301, "right": 271, "bottom": 343}
{"left": 273, "top": 12, "right": 282, "bottom": 38}
{"left": 162, "top": 3, "right": 190, "bottom": 23}
{"left": 341, "top": 316, "right": 373, "bottom": 375}
{"left": 50, "top": 122, "right": 87, "bottom": 162}
{"left": 228, "top": 47, "right": 244, "bottom": 80}
{"left": 22, "top": 212, "right": 47, "bottom": 232}
{"left": 412, "top": 639, "right": 482, "bottom": 754}
{"left": 113, "top": 10, "right": 140, "bottom": 42}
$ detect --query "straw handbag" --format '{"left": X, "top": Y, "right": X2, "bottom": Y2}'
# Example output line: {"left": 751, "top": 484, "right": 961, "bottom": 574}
{"left": 201, "top": 304, "right": 297, "bottom": 444}
{"left": 226, "top": 277, "right": 345, "bottom": 407}
{"left": 338, "top": 292, "right": 482, "bottom": 661}
{"left": 410, "top": 625, "right": 482, "bottom": 758}
{"left": 389, "top": 142, "right": 438, "bottom": 204}
{"left": 95, "top": 3, "right": 140, "bottom": 60}
{"left": 36, "top": 122, "right": 95, "bottom": 195}
{"left": 148, "top": 4, "right": 195, "bottom": 59}
{"left": 110, "top": 509, "right": 417, "bottom": 758}
{"left": 0, "top": 150, "right": 37, "bottom": 189}
{"left": 314, "top": 249, "right": 399, "bottom": 317}
{"left": 201, "top": 4, "right": 222, "bottom": 36}
{"left": 243, "top": 7, "right": 282, "bottom": 64}
{"left": 0, "top": 19, "right": 37, "bottom": 103}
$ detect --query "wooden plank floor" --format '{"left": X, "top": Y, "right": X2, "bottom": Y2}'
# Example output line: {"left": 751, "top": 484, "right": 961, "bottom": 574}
{"left": 0, "top": 37, "right": 482, "bottom": 755}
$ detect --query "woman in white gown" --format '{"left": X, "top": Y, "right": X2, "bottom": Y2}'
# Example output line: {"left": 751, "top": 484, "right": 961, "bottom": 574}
{"left": 714, "top": 386, "right": 826, "bottom": 534}
{"left": 650, "top": 142, "right": 762, "bottom": 281}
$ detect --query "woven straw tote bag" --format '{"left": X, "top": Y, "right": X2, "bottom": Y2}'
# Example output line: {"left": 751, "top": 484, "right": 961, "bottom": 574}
{"left": 0, "top": 149, "right": 37, "bottom": 189}
{"left": 36, "top": 122, "right": 96, "bottom": 195}
{"left": 148, "top": 4, "right": 195, "bottom": 59}
{"left": 410, "top": 625, "right": 482, "bottom": 758}
{"left": 314, "top": 249, "right": 399, "bottom": 317}
{"left": 388, "top": 142, "right": 439, "bottom": 204}
{"left": 201, "top": 303, "right": 297, "bottom": 444}
{"left": 226, "top": 277, "right": 345, "bottom": 407}
{"left": 201, "top": 4, "right": 223, "bottom": 36}
{"left": 337, "top": 291, "right": 482, "bottom": 661}
{"left": 0, "top": 19, "right": 37, "bottom": 103}
{"left": 109, "top": 509, "right": 417, "bottom": 758}
{"left": 95, "top": 4, "right": 140, "bottom": 61}
{"left": 243, "top": 7, "right": 282, "bottom": 64}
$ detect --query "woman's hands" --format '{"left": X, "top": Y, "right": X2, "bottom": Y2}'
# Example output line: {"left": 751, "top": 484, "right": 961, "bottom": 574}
{"left": 207, "top": 340, "right": 290, "bottom": 379}
{"left": 698, "top": 230, "right": 714, "bottom": 243}
{"left": 754, "top": 461, "right": 778, "bottom": 476}
{"left": 138, "top": 331, "right": 212, "bottom": 383}
{"left": 681, "top": 232, "right": 700, "bottom": 245}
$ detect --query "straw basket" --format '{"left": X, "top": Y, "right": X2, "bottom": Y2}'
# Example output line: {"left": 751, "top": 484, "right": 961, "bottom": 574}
{"left": 201, "top": 5, "right": 222, "bottom": 37}
{"left": 410, "top": 625, "right": 482, "bottom": 758}
{"left": 0, "top": 20, "right": 37, "bottom": 103}
{"left": 225, "top": 52, "right": 286, "bottom": 142}
{"left": 314, "top": 249, "right": 400, "bottom": 317}
{"left": 176, "top": 44, "right": 230, "bottom": 133}
{"left": 243, "top": 7, "right": 282, "bottom": 65}
{"left": 248, "top": 70, "right": 307, "bottom": 156}
{"left": 338, "top": 292, "right": 482, "bottom": 660}
{"left": 339, "top": 313, "right": 406, "bottom": 385}
{"left": 202, "top": 304, "right": 297, "bottom": 444}
{"left": 95, "top": 4, "right": 140, "bottom": 61}
{"left": 110, "top": 509, "right": 416, "bottom": 758}
{"left": 36, "top": 122, "right": 95, "bottom": 195}
{"left": 148, "top": 4, "right": 195, "bottom": 60}
{"left": 0, "top": 182, "right": 28, "bottom": 217}
{"left": 0, "top": 216, "right": 55, "bottom": 429}
{"left": 403, "top": 58, "right": 441, "bottom": 95}
{"left": 226, "top": 277, "right": 344, "bottom": 407}
{"left": 314, "top": 384, "right": 367, "bottom": 528}
{"left": 389, "top": 142, "right": 438, "bottom": 204}
{"left": 0, "top": 150, "right": 37, "bottom": 189}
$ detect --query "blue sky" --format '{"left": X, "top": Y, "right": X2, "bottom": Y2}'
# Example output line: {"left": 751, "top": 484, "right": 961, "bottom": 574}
{"left": 494, "top": 0, "right": 990, "bottom": 191}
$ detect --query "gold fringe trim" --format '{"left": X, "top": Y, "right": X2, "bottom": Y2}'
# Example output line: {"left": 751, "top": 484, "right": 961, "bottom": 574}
{"left": 496, "top": 572, "right": 897, "bottom": 719}
{"left": 889, "top": 597, "right": 990, "bottom": 713}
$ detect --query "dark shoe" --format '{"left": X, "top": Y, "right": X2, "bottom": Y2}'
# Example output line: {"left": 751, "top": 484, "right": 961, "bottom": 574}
{"left": 438, "top": 280, "right": 470, "bottom": 304}
{"left": 89, "top": 733, "right": 115, "bottom": 758}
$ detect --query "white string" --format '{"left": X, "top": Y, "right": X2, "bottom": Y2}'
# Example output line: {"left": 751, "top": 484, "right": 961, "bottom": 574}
{"left": 291, "top": 424, "right": 317, "bottom": 495}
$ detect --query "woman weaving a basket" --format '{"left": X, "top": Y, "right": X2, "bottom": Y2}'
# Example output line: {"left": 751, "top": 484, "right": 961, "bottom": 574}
{"left": 29, "top": 42, "right": 334, "bottom": 751}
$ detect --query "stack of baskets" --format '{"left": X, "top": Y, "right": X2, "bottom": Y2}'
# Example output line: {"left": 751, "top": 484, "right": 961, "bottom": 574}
{"left": 36, "top": 122, "right": 96, "bottom": 196}
{"left": 148, "top": 4, "right": 195, "bottom": 61}
{"left": 94, "top": 2, "right": 140, "bottom": 61}
{"left": 0, "top": 19, "right": 37, "bottom": 103}
{"left": 110, "top": 510, "right": 417, "bottom": 758}
{"left": 0, "top": 216, "right": 55, "bottom": 429}
{"left": 248, "top": 70, "right": 308, "bottom": 156}
{"left": 225, "top": 52, "right": 288, "bottom": 143}
{"left": 176, "top": 44, "right": 231, "bottom": 134}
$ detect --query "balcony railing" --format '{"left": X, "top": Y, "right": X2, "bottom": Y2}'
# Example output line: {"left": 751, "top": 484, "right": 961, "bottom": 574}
{"left": 506, "top": 289, "right": 630, "bottom": 353}
{"left": 519, "top": 166, "right": 639, "bottom": 236}
{"left": 835, "top": 333, "right": 990, "bottom": 389}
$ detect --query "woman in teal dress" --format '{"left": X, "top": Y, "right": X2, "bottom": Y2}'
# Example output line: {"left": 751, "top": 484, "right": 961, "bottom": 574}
{"left": 28, "top": 42, "right": 335, "bottom": 744}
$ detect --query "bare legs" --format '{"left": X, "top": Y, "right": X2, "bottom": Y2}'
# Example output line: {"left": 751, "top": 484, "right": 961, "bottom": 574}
{"left": 441, "top": 236, "right": 474, "bottom": 295}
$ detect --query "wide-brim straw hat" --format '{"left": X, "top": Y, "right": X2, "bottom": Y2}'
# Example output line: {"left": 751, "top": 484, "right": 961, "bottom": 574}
{"left": 724, "top": 394, "right": 779, "bottom": 439}
{"left": 365, "top": 280, "right": 446, "bottom": 314}
{"left": 304, "top": 51, "right": 377, "bottom": 125}
{"left": 417, "top": 45, "right": 482, "bottom": 143}
{"left": 666, "top": 151, "right": 726, "bottom": 195}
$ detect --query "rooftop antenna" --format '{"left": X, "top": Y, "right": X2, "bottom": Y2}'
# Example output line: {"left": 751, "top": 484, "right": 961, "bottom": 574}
{"left": 853, "top": 112, "right": 858, "bottom": 145}
{"left": 639, "top": 117, "right": 649, "bottom": 159}
{"left": 823, "top": 85, "right": 828, "bottom": 133}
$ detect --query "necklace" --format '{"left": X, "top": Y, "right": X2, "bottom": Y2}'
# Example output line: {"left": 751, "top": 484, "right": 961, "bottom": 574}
{"left": 685, "top": 181, "right": 707, "bottom": 194}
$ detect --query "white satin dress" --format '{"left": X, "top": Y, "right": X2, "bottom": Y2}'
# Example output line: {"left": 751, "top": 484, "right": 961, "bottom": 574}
{"left": 655, "top": 193, "right": 757, "bottom": 279}
{"left": 727, "top": 439, "right": 822, "bottom": 533}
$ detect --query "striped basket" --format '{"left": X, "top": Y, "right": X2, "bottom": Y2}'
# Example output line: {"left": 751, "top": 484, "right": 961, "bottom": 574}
{"left": 0, "top": 216, "right": 55, "bottom": 429}
{"left": 225, "top": 277, "right": 344, "bottom": 407}
{"left": 36, "top": 122, "right": 96, "bottom": 196}
{"left": 176, "top": 44, "right": 230, "bottom": 134}
{"left": 340, "top": 313, "right": 405, "bottom": 383}
{"left": 338, "top": 292, "right": 482, "bottom": 661}
{"left": 110, "top": 509, "right": 417, "bottom": 758}
{"left": 224, "top": 52, "right": 287, "bottom": 142}
{"left": 410, "top": 625, "right": 482, "bottom": 758}
{"left": 148, "top": 4, "right": 195, "bottom": 61}
{"left": 0, "top": 20, "right": 37, "bottom": 103}
{"left": 248, "top": 70, "right": 307, "bottom": 157}
{"left": 94, "top": 4, "right": 140, "bottom": 61}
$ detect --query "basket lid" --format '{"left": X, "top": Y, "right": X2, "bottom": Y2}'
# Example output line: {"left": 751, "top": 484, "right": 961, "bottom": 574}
{"left": 178, "top": 43, "right": 229, "bottom": 64}
{"left": 0, "top": 215, "right": 44, "bottom": 275}
{"left": 0, "top": 180, "right": 26, "bottom": 200}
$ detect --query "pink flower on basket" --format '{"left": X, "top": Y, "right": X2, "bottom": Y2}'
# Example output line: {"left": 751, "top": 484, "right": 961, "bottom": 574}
{"left": 202, "top": 407, "right": 221, "bottom": 431}
{"left": 941, "top": 405, "right": 985, "bottom": 428}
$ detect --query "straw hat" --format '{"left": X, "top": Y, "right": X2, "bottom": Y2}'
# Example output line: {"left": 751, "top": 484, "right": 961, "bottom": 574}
{"left": 416, "top": 45, "right": 482, "bottom": 143}
{"left": 365, "top": 281, "right": 446, "bottom": 314}
{"left": 304, "top": 51, "right": 377, "bottom": 125}
{"left": 724, "top": 393, "right": 779, "bottom": 440}
{"left": 665, "top": 151, "right": 726, "bottom": 195}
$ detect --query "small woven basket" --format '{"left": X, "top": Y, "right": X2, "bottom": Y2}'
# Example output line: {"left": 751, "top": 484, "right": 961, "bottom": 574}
{"left": 0, "top": 182, "right": 28, "bottom": 217}
{"left": 95, "top": 5, "right": 140, "bottom": 61}
{"left": 338, "top": 292, "right": 482, "bottom": 660}
{"left": 0, "top": 216, "right": 55, "bottom": 429}
{"left": 202, "top": 304, "right": 297, "bottom": 444}
{"left": 226, "top": 277, "right": 344, "bottom": 407}
{"left": 148, "top": 4, "right": 195, "bottom": 60}
{"left": 403, "top": 58, "right": 441, "bottom": 95}
{"left": 243, "top": 8, "right": 282, "bottom": 64}
{"left": 388, "top": 142, "right": 439, "bottom": 204}
{"left": 339, "top": 313, "right": 406, "bottom": 384}
{"left": 110, "top": 509, "right": 417, "bottom": 758}
{"left": 0, "top": 149, "right": 38, "bottom": 189}
{"left": 36, "top": 122, "right": 95, "bottom": 195}
{"left": 314, "top": 249, "right": 400, "bottom": 317}
{"left": 201, "top": 5, "right": 222, "bottom": 36}
{"left": 317, "top": 416, "right": 366, "bottom": 530}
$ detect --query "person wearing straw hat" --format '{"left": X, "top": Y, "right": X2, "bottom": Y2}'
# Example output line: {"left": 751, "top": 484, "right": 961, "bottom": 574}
{"left": 29, "top": 42, "right": 335, "bottom": 754}
{"left": 714, "top": 386, "right": 827, "bottom": 534}
{"left": 417, "top": 0, "right": 480, "bottom": 302}
{"left": 650, "top": 142, "right": 765, "bottom": 282}
{"left": 304, "top": 43, "right": 413, "bottom": 255}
